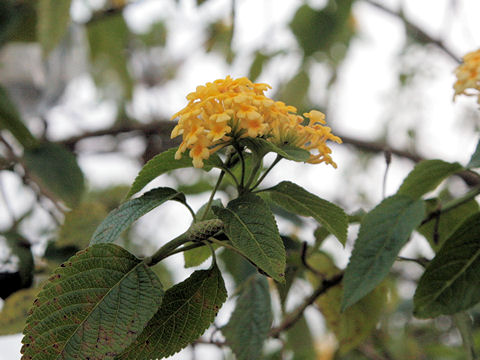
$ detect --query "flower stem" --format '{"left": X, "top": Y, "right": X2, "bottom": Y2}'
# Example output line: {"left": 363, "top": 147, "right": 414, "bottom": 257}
{"left": 200, "top": 170, "right": 225, "bottom": 221}
{"left": 250, "top": 155, "right": 282, "bottom": 191}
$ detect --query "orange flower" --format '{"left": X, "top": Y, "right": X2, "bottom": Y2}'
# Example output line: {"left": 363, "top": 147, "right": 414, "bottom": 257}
{"left": 171, "top": 76, "right": 341, "bottom": 168}
{"left": 454, "top": 49, "right": 480, "bottom": 104}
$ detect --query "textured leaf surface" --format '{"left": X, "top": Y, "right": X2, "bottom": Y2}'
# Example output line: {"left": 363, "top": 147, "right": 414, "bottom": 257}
{"left": 308, "top": 252, "right": 386, "bottom": 354}
{"left": 37, "top": 0, "right": 71, "bottom": 55}
{"left": 240, "top": 137, "right": 310, "bottom": 162}
{"left": 0, "top": 85, "right": 36, "bottom": 147}
{"left": 127, "top": 147, "right": 221, "bottom": 198}
{"left": 414, "top": 213, "right": 480, "bottom": 318}
{"left": 223, "top": 274, "right": 272, "bottom": 360}
{"left": 467, "top": 138, "right": 480, "bottom": 168}
{"left": 21, "top": 244, "right": 163, "bottom": 360}
{"left": 266, "top": 181, "right": 348, "bottom": 245}
{"left": 91, "top": 187, "right": 185, "bottom": 245}
{"left": 0, "top": 287, "right": 39, "bottom": 335}
{"left": 23, "top": 142, "right": 85, "bottom": 208}
{"left": 213, "top": 193, "right": 286, "bottom": 282}
{"left": 342, "top": 195, "right": 425, "bottom": 310}
{"left": 397, "top": 160, "right": 463, "bottom": 199}
{"left": 117, "top": 264, "right": 227, "bottom": 359}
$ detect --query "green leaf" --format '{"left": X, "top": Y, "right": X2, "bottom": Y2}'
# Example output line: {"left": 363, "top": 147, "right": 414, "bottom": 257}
{"left": 23, "top": 142, "right": 85, "bottom": 207}
{"left": 277, "top": 70, "right": 310, "bottom": 110}
{"left": 58, "top": 200, "right": 109, "bottom": 249}
{"left": 219, "top": 247, "right": 257, "bottom": 286}
{"left": 265, "top": 181, "right": 348, "bottom": 245}
{"left": 87, "top": 14, "right": 133, "bottom": 99}
{"left": 127, "top": 147, "right": 222, "bottom": 198}
{"left": 223, "top": 274, "right": 272, "bottom": 360}
{"left": 286, "top": 315, "right": 316, "bottom": 360}
{"left": 397, "top": 160, "right": 463, "bottom": 199}
{"left": 240, "top": 137, "right": 310, "bottom": 162}
{"left": 414, "top": 212, "right": 480, "bottom": 318}
{"left": 342, "top": 195, "right": 425, "bottom": 311}
{"left": 91, "top": 187, "right": 185, "bottom": 245}
{"left": 37, "top": 0, "right": 72, "bottom": 55}
{"left": 308, "top": 252, "right": 386, "bottom": 354}
{"left": 21, "top": 244, "right": 163, "bottom": 359}
{"left": 213, "top": 193, "right": 286, "bottom": 282}
{"left": 117, "top": 264, "right": 227, "bottom": 359}
{"left": 0, "top": 85, "right": 36, "bottom": 147}
{"left": 418, "top": 198, "right": 479, "bottom": 251}
{"left": 248, "top": 51, "right": 269, "bottom": 82}
{"left": 0, "top": 0, "right": 37, "bottom": 45}
{"left": 467, "top": 138, "right": 480, "bottom": 168}
{"left": 0, "top": 288, "right": 39, "bottom": 335}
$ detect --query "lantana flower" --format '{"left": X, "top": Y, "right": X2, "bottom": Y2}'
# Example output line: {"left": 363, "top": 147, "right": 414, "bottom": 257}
{"left": 454, "top": 48, "right": 480, "bottom": 104}
{"left": 171, "top": 76, "right": 342, "bottom": 168}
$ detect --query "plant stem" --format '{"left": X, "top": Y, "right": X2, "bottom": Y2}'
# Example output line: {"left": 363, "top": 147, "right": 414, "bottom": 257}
{"left": 421, "top": 185, "right": 480, "bottom": 226}
{"left": 244, "top": 156, "right": 263, "bottom": 190}
{"left": 250, "top": 155, "right": 282, "bottom": 191}
{"left": 145, "top": 232, "right": 192, "bottom": 266}
{"left": 200, "top": 171, "right": 225, "bottom": 221}
{"left": 234, "top": 143, "right": 246, "bottom": 191}
{"left": 184, "top": 202, "right": 197, "bottom": 222}
{"left": 453, "top": 312, "right": 477, "bottom": 360}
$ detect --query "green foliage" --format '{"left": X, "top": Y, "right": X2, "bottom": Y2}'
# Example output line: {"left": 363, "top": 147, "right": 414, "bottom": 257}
{"left": 418, "top": 198, "right": 479, "bottom": 250}
{"left": 240, "top": 137, "right": 311, "bottom": 162}
{"left": 214, "top": 193, "right": 286, "bottom": 282}
{"left": 223, "top": 274, "right": 273, "bottom": 360}
{"left": 118, "top": 264, "right": 227, "bottom": 359}
{"left": 397, "top": 160, "right": 463, "bottom": 199}
{"left": 0, "top": 288, "right": 39, "bottom": 335}
{"left": 309, "top": 252, "right": 386, "bottom": 354}
{"left": 23, "top": 142, "right": 85, "bottom": 208}
{"left": 37, "top": 0, "right": 71, "bottom": 56}
{"left": 414, "top": 213, "right": 480, "bottom": 318}
{"left": 264, "top": 181, "right": 348, "bottom": 245}
{"left": 0, "top": 85, "right": 36, "bottom": 148}
{"left": 21, "top": 244, "right": 163, "bottom": 360}
{"left": 342, "top": 195, "right": 425, "bottom": 310}
{"left": 127, "top": 147, "right": 221, "bottom": 198}
{"left": 286, "top": 315, "right": 316, "bottom": 360}
{"left": 91, "top": 187, "right": 186, "bottom": 245}
{"left": 467, "top": 138, "right": 480, "bottom": 169}
{"left": 87, "top": 14, "right": 133, "bottom": 99}
{"left": 0, "top": 0, "right": 37, "bottom": 45}
{"left": 57, "top": 200, "right": 109, "bottom": 249}
{"left": 249, "top": 51, "right": 270, "bottom": 82}
{"left": 277, "top": 70, "right": 311, "bottom": 111}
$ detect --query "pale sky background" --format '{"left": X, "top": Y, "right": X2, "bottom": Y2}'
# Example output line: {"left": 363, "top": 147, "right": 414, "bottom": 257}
{"left": 1, "top": 0, "right": 480, "bottom": 358}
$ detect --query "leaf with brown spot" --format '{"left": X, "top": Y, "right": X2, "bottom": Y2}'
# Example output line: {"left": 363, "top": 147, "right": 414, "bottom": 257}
{"left": 117, "top": 264, "right": 227, "bottom": 359}
{"left": 21, "top": 244, "right": 163, "bottom": 360}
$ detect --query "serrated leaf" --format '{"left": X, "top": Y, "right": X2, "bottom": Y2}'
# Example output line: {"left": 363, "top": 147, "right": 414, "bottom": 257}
{"left": 467, "top": 138, "right": 480, "bottom": 168}
{"left": 213, "top": 193, "right": 286, "bottom": 282}
{"left": 0, "top": 287, "right": 39, "bottom": 335}
{"left": 240, "top": 137, "right": 310, "bottom": 162}
{"left": 418, "top": 198, "right": 479, "bottom": 251}
{"left": 21, "top": 244, "right": 163, "bottom": 360}
{"left": 397, "top": 160, "right": 463, "bottom": 199}
{"left": 37, "top": 0, "right": 71, "bottom": 56}
{"left": 0, "top": 85, "right": 36, "bottom": 147}
{"left": 342, "top": 195, "right": 425, "bottom": 310}
{"left": 23, "top": 142, "right": 85, "bottom": 207}
{"left": 87, "top": 14, "right": 133, "bottom": 99}
{"left": 127, "top": 147, "right": 222, "bottom": 198}
{"left": 308, "top": 252, "right": 386, "bottom": 354}
{"left": 223, "top": 274, "right": 272, "bottom": 360}
{"left": 58, "top": 201, "right": 108, "bottom": 249}
{"left": 265, "top": 181, "right": 347, "bottom": 245}
{"left": 117, "top": 264, "right": 227, "bottom": 359}
{"left": 91, "top": 187, "right": 185, "bottom": 245}
{"left": 414, "top": 212, "right": 480, "bottom": 318}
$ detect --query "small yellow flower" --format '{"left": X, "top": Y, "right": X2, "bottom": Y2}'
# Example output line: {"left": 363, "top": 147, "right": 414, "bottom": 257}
{"left": 454, "top": 48, "right": 480, "bottom": 104}
{"left": 171, "top": 76, "right": 341, "bottom": 168}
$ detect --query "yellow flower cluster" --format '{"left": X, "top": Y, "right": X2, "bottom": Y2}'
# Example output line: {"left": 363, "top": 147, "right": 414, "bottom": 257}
{"left": 171, "top": 76, "right": 341, "bottom": 168}
{"left": 454, "top": 48, "right": 480, "bottom": 104}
